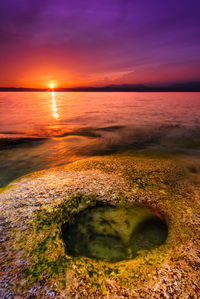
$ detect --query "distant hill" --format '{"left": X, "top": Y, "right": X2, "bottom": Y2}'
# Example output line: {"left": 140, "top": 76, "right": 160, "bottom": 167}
{"left": 169, "top": 82, "right": 200, "bottom": 91}
{"left": 0, "top": 87, "right": 46, "bottom": 92}
{"left": 1, "top": 82, "right": 200, "bottom": 92}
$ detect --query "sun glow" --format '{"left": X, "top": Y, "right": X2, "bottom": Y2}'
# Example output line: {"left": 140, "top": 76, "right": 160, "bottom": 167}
{"left": 49, "top": 83, "right": 54, "bottom": 89}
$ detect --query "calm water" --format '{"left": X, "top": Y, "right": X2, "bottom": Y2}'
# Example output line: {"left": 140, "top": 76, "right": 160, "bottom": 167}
{"left": 0, "top": 92, "right": 200, "bottom": 187}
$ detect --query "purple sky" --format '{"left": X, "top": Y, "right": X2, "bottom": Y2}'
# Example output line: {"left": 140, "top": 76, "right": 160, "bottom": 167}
{"left": 0, "top": 0, "right": 200, "bottom": 87}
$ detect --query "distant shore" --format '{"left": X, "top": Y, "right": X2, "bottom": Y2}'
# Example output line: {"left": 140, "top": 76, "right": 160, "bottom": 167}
{"left": 1, "top": 81, "right": 200, "bottom": 92}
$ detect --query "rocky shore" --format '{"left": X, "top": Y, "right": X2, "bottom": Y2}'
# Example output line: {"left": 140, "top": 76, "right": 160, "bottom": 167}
{"left": 0, "top": 152, "right": 200, "bottom": 298}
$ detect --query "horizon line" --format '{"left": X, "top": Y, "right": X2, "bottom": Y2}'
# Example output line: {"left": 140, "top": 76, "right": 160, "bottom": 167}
{"left": 0, "top": 81, "right": 200, "bottom": 92}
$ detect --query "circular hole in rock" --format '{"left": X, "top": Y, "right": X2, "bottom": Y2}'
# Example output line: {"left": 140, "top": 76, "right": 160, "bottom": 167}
{"left": 62, "top": 205, "right": 168, "bottom": 262}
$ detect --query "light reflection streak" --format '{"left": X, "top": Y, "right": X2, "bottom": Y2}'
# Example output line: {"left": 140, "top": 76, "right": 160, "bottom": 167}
{"left": 51, "top": 91, "right": 59, "bottom": 119}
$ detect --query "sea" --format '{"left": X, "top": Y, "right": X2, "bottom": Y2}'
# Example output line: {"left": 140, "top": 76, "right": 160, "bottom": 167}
{"left": 0, "top": 91, "right": 200, "bottom": 187}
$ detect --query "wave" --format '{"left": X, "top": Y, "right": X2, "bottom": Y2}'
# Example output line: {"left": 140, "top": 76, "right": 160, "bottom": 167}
{"left": 1, "top": 124, "right": 200, "bottom": 152}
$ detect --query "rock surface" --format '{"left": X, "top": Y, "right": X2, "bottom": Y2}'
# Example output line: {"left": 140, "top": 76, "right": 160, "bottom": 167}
{"left": 0, "top": 153, "right": 200, "bottom": 298}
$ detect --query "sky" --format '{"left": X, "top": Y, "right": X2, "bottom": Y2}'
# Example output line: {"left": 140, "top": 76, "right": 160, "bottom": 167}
{"left": 0, "top": 0, "right": 200, "bottom": 88}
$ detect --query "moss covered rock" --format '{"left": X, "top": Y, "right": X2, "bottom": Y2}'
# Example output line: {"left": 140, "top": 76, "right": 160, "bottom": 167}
{"left": 0, "top": 152, "right": 199, "bottom": 298}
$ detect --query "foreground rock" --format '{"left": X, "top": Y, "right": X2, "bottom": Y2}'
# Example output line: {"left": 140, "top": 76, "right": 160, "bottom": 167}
{"left": 0, "top": 153, "right": 200, "bottom": 298}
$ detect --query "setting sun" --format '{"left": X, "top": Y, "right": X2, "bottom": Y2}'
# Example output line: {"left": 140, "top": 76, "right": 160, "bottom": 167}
{"left": 49, "top": 84, "right": 54, "bottom": 89}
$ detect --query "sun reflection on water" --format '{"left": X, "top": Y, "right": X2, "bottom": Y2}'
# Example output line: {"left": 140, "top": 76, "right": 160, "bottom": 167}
{"left": 51, "top": 91, "right": 59, "bottom": 119}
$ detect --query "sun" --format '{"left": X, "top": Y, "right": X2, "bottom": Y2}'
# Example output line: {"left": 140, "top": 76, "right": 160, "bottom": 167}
{"left": 49, "top": 84, "right": 54, "bottom": 89}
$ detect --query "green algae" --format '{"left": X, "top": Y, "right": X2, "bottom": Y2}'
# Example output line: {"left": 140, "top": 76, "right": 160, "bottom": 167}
{"left": 62, "top": 205, "right": 167, "bottom": 262}
{"left": 23, "top": 193, "right": 96, "bottom": 286}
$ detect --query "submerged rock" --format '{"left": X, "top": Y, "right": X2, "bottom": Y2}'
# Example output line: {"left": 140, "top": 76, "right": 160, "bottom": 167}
{"left": 62, "top": 205, "right": 168, "bottom": 262}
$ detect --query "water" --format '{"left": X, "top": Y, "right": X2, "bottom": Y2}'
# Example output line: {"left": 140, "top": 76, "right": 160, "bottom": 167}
{"left": 0, "top": 92, "right": 200, "bottom": 187}
{"left": 62, "top": 205, "right": 168, "bottom": 262}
